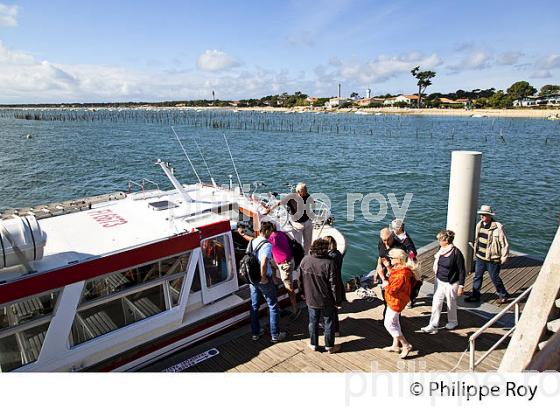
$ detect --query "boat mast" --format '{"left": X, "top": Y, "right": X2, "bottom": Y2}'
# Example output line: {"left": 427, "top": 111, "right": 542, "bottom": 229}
{"left": 190, "top": 133, "right": 217, "bottom": 188}
{"left": 222, "top": 133, "right": 244, "bottom": 196}
{"left": 171, "top": 126, "right": 202, "bottom": 185}
{"left": 156, "top": 159, "right": 194, "bottom": 203}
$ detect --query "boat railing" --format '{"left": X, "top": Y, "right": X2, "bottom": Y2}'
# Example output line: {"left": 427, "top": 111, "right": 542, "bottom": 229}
{"left": 127, "top": 179, "right": 161, "bottom": 199}
{"left": 468, "top": 285, "right": 533, "bottom": 371}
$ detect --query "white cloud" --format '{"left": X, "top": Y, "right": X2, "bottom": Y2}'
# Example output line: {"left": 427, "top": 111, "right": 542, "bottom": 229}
{"left": 497, "top": 51, "right": 523, "bottom": 66}
{"left": 531, "top": 69, "right": 552, "bottom": 79}
{"left": 0, "top": 3, "right": 18, "bottom": 27}
{"left": 538, "top": 54, "right": 560, "bottom": 70}
{"left": 331, "top": 52, "right": 443, "bottom": 85}
{"left": 286, "top": 30, "right": 315, "bottom": 47}
{"left": 196, "top": 50, "right": 240, "bottom": 72}
{"left": 448, "top": 50, "right": 492, "bottom": 72}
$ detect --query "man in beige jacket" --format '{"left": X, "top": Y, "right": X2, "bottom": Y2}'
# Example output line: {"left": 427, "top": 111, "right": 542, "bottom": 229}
{"left": 465, "top": 205, "right": 510, "bottom": 304}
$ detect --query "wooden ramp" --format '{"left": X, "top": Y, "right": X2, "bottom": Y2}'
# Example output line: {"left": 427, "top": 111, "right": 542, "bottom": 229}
{"left": 141, "top": 244, "right": 543, "bottom": 373}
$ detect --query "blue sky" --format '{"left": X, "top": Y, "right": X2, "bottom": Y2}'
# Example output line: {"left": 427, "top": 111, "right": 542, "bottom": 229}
{"left": 0, "top": 0, "right": 559, "bottom": 103}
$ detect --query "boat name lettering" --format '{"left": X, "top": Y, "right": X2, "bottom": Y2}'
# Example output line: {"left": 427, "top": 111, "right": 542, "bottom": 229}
{"left": 88, "top": 209, "right": 128, "bottom": 227}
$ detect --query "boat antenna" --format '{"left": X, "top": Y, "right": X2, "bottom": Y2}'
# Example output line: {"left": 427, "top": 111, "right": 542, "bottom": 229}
{"left": 222, "top": 133, "right": 244, "bottom": 196}
{"left": 171, "top": 126, "right": 202, "bottom": 185}
{"left": 190, "top": 133, "right": 217, "bottom": 188}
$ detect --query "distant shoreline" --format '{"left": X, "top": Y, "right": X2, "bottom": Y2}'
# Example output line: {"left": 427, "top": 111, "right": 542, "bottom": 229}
{"left": 1, "top": 105, "right": 559, "bottom": 119}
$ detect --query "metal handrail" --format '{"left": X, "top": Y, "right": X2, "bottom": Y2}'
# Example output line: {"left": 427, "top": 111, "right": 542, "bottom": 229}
{"left": 469, "top": 285, "right": 533, "bottom": 371}
{"left": 141, "top": 179, "right": 160, "bottom": 191}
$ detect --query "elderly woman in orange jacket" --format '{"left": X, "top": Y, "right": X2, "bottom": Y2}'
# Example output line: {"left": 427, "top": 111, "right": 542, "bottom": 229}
{"left": 381, "top": 248, "right": 420, "bottom": 358}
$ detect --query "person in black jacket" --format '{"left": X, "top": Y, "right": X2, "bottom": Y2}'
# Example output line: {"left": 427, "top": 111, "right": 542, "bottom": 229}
{"left": 300, "top": 238, "right": 341, "bottom": 353}
{"left": 421, "top": 229, "right": 465, "bottom": 334}
{"left": 324, "top": 235, "right": 345, "bottom": 336}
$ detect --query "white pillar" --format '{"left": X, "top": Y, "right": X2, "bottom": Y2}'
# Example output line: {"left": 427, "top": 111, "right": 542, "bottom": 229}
{"left": 446, "top": 151, "right": 482, "bottom": 272}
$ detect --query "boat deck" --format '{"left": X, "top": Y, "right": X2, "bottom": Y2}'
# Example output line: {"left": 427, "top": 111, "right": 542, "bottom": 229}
{"left": 140, "top": 244, "right": 543, "bottom": 373}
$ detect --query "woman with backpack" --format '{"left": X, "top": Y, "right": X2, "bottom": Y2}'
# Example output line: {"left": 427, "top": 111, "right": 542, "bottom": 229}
{"left": 421, "top": 229, "right": 466, "bottom": 334}
{"left": 268, "top": 224, "right": 301, "bottom": 319}
{"left": 381, "top": 248, "right": 419, "bottom": 359}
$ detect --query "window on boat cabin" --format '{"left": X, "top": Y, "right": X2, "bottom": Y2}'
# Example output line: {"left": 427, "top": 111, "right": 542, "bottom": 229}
{"left": 70, "top": 285, "right": 168, "bottom": 347}
{"left": 0, "top": 290, "right": 60, "bottom": 372}
{"left": 69, "top": 252, "right": 195, "bottom": 347}
{"left": 81, "top": 252, "right": 191, "bottom": 303}
{"left": 0, "top": 291, "right": 60, "bottom": 331}
{"left": 201, "top": 235, "right": 234, "bottom": 287}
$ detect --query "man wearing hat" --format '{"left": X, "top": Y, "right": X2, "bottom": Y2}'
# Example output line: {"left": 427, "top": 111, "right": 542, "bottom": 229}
{"left": 465, "top": 205, "right": 510, "bottom": 304}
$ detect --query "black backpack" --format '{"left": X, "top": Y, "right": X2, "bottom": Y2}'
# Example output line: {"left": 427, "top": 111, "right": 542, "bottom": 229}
{"left": 286, "top": 235, "right": 305, "bottom": 269}
{"left": 239, "top": 239, "right": 269, "bottom": 285}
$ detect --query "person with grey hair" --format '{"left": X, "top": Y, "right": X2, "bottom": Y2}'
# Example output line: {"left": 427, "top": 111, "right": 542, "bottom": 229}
{"left": 264, "top": 182, "right": 315, "bottom": 254}
{"left": 421, "top": 229, "right": 465, "bottom": 334}
{"left": 390, "top": 219, "right": 417, "bottom": 259}
{"left": 391, "top": 219, "right": 420, "bottom": 307}
{"left": 381, "top": 248, "right": 420, "bottom": 358}
{"left": 376, "top": 227, "right": 406, "bottom": 320}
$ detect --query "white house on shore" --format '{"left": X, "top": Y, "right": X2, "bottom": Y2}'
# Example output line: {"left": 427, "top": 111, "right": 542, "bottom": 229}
{"left": 325, "top": 97, "right": 351, "bottom": 109}
{"left": 383, "top": 94, "right": 420, "bottom": 106}
{"left": 513, "top": 95, "right": 560, "bottom": 107}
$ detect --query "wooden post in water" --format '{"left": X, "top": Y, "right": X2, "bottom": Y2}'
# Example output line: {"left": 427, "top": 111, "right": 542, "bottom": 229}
{"left": 446, "top": 151, "right": 482, "bottom": 272}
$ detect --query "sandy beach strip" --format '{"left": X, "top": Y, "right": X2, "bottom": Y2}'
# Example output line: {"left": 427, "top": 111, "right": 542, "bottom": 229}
{"left": 2, "top": 105, "right": 559, "bottom": 119}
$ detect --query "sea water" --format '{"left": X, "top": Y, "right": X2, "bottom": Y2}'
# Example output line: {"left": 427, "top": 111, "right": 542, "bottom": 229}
{"left": 1, "top": 109, "right": 558, "bottom": 279}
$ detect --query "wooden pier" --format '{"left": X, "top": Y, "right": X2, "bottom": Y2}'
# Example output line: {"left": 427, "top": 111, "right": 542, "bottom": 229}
{"left": 142, "top": 245, "right": 543, "bottom": 373}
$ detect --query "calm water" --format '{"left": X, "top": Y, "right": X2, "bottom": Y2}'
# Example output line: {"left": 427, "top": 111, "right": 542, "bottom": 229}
{"left": 1, "top": 109, "right": 559, "bottom": 280}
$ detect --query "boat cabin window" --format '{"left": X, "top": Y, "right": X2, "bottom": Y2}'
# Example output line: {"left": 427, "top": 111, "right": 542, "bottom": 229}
{"left": 81, "top": 252, "right": 190, "bottom": 303}
{"left": 201, "top": 235, "right": 233, "bottom": 287}
{"left": 0, "top": 290, "right": 60, "bottom": 372}
{"left": 69, "top": 251, "right": 193, "bottom": 347}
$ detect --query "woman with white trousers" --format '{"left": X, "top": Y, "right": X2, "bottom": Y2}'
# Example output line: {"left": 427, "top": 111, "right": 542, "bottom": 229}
{"left": 421, "top": 229, "right": 466, "bottom": 334}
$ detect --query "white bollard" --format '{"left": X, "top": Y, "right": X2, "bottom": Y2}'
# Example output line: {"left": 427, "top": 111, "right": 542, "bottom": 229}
{"left": 446, "top": 151, "right": 482, "bottom": 273}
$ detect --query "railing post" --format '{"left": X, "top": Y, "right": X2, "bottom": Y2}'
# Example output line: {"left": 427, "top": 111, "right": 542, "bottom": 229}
{"left": 469, "top": 338, "right": 475, "bottom": 371}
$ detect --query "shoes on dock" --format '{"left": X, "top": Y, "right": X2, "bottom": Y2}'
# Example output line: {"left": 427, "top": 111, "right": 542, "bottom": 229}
{"left": 382, "top": 346, "right": 401, "bottom": 353}
{"left": 445, "top": 323, "right": 458, "bottom": 330}
{"left": 252, "top": 329, "right": 265, "bottom": 341}
{"left": 326, "top": 344, "right": 341, "bottom": 354}
{"left": 420, "top": 325, "right": 438, "bottom": 334}
{"left": 271, "top": 331, "right": 287, "bottom": 343}
{"left": 497, "top": 295, "right": 510, "bottom": 305}
{"left": 464, "top": 295, "right": 480, "bottom": 303}
{"left": 399, "top": 344, "right": 413, "bottom": 359}
{"left": 307, "top": 344, "right": 318, "bottom": 351}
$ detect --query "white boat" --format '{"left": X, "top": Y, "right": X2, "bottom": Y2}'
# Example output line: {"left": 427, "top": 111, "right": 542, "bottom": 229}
{"left": 0, "top": 160, "right": 345, "bottom": 372}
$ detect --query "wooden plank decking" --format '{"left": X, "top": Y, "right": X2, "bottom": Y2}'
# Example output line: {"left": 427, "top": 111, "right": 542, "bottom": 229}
{"left": 141, "top": 244, "right": 543, "bottom": 373}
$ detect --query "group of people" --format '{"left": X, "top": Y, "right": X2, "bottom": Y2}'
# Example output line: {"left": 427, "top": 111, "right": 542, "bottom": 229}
{"left": 376, "top": 204, "right": 510, "bottom": 357}
{"left": 242, "top": 180, "right": 511, "bottom": 358}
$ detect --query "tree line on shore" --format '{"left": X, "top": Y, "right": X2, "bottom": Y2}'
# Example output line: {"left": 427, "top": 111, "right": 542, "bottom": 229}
{"left": 1, "top": 75, "right": 558, "bottom": 110}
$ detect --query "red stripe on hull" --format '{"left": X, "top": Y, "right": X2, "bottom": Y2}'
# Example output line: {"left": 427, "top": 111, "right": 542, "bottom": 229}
{"left": 0, "top": 220, "right": 231, "bottom": 305}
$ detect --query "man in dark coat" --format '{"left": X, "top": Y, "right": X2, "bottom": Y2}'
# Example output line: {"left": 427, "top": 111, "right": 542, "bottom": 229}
{"left": 300, "top": 238, "right": 341, "bottom": 353}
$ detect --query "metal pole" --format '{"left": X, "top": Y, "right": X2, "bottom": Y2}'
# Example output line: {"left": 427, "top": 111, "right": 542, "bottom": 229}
{"left": 446, "top": 151, "right": 482, "bottom": 273}
{"left": 469, "top": 339, "right": 476, "bottom": 371}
